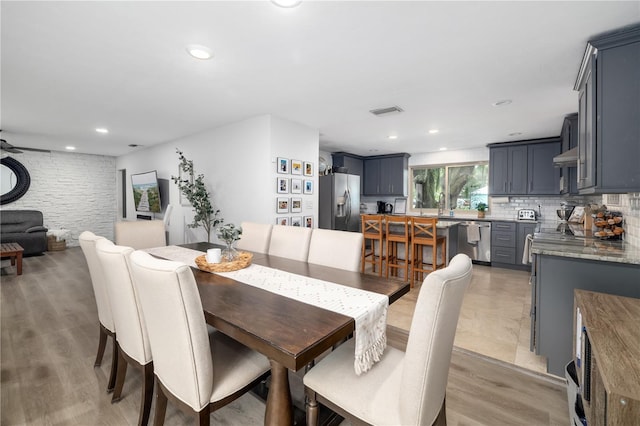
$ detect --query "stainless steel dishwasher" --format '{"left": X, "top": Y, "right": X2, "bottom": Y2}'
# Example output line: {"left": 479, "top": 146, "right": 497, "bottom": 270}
{"left": 457, "top": 221, "right": 491, "bottom": 264}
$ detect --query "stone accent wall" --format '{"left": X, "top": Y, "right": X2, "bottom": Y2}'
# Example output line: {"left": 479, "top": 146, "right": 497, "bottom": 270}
{"left": 1, "top": 151, "right": 116, "bottom": 246}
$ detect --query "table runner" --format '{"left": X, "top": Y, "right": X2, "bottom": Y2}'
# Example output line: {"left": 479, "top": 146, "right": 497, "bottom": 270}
{"left": 144, "top": 245, "right": 388, "bottom": 375}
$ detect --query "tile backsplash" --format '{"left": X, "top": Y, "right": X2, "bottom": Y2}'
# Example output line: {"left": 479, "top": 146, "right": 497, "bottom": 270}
{"left": 490, "top": 194, "right": 639, "bottom": 246}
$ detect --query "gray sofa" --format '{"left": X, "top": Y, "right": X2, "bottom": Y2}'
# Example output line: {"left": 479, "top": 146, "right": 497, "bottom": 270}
{"left": 0, "top": 210, "right": 48, "bottom": 256}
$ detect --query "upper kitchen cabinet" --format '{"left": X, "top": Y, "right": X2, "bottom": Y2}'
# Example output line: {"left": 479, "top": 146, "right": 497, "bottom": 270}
{"left": 560, "top": 113, "right": 579, "bottom": 195}
{"left": 488, "top": 138, "right": 560, "bottom": 196}
{"left": 363, "top": 153, "right": 410, "bottom": 196}
{"left": 527, "top": 142, "right": 561, "bottom": 195}
{"left": 331, "top": 152, "right": 363, "bottom": 178}
{"left": 575, "top": 24, "right": 640, "bottom": 194}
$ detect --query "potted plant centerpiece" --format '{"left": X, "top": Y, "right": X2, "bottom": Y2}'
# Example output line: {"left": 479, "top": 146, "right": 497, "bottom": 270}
{"left": 476, "top": 202, "right": 488, "bottom": 219}
{"left": 171, "top": 149, "right": 222, "bottom": 242}
{"left": 217, "top": 223, "right": 242, "bottom": 261}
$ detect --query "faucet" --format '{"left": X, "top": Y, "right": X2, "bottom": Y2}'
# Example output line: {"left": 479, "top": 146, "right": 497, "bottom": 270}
{"left": 437, "top": 192, "right": 445, "bottom": 216}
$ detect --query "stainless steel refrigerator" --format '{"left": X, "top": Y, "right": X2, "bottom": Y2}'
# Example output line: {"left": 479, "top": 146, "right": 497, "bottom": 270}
{"left": 319, "top": 173, "right": 361, "bottom": 232}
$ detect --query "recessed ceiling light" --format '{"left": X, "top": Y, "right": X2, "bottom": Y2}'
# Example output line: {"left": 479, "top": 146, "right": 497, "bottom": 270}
{"left": 95, "top": 128, "right": 108, "bottom": 134}
{"left": 428, "top": 129, "right": 439, "bottom": 134}
{"left": 271, "top": 0, "right": 302, "bottom": 8}
{"left": 492, "top": 99, "right": 512, "bottom": 107}
{"left": 388, "top": 135, "right": 398, "bottom": 140}
{"left": 65, "top": 146, "right": 76, "bottom": 151}
{"left": 508, "top": 132, "right": 523, "bottom": 137}
{"left": 439, "top": 147, "right": 447, "bottom": 151}
{"left": 186, "top": 44, "right": 213, "bottom": 60}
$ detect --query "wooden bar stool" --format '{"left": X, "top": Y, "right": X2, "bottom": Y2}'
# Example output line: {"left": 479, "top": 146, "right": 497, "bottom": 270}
{"left": 385, "top": 215, "right": 410, "bottom": 281}
{"left": 361, "top": 214, "right": 385, "bottom": 276}
{"left": 410, "top": 216, "right": 446, "bottom": 288}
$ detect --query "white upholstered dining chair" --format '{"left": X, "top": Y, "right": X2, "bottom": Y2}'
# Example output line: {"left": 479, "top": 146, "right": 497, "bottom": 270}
{"left": 303, "top": 254, "right": 473, "bottom": 426}
{"left": 78, "top": 231, "right": 118, "bottom": 393}
{"left": 95, "top": 239, "right": 153, "bottom": 426}
{"left": 268, "top": 225, "right": 312, "bottom": 261}
{"left": 235, "top": 221, "right": 272, "bottom": 254}
{"left": 307, "top": 228, "right": 364, "bottom": 272}
{"left": 114, "top": 219, "right": 166, "bottom": 250}
{"left": 128, "top": 250, "right": 271, "bottom": 426}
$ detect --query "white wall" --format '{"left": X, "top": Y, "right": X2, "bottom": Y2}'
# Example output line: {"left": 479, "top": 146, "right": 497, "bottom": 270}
{"left": 116, "top": 114, "right": 319, "bottom": 244}
{"left": 409, "top": 147, "right": 489, "bottom": 166}
{"left": 0, "top": 151, "right": 116, "bottom": 246}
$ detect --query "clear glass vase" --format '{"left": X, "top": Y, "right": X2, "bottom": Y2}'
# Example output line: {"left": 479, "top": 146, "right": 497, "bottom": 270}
{"left": 222, "top": 240, "right": 238, "bottom": 262}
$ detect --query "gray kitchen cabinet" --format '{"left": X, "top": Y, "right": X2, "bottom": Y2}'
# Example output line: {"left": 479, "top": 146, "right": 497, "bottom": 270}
{"left": 560, "top": 113, "right": 579, "bottom": 195}
{"left": 332, "top": 152, "right": 363, "bottom": 178}
{"left": 489, "top": 145, "right": 527, "bottom": 195}
{"left": 489, "top": 138, "right": 561, "bottom": 196}
{"left": 491, "top": 221, "right": 535, "bottom": 270}
{"left": 363, "top": 158, "right": 381, "bottom": 195}
{"left": 531, "top": 254, "right": 640, "bottom": 376}
{"left": 491, "top": 221, "right": 516, "bottom": 265}
{"left": 527, "top": 142, "right": 560, "bottom": 195}
{"left": 516, "top": 222, "right": 536, "bottom": 266}
{"left": 363, "top": 153, "right": 409, "bottom": 196}
{"left": 575, "top": 24, "right": 640, "bottom": 194}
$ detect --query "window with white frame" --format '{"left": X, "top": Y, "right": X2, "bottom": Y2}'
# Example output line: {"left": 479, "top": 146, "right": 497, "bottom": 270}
{"left": 410, "top": 162, "right": 489, "bottom": 212}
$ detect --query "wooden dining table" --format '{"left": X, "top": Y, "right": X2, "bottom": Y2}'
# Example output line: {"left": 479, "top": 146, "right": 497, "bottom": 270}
{"left": 180, "top": 242, "right": 410, "bottom": 426}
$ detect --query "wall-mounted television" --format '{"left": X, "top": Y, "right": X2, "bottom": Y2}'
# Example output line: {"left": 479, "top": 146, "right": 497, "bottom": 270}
{"left": 131, "top": 170, "right": 162, "bottom": 213}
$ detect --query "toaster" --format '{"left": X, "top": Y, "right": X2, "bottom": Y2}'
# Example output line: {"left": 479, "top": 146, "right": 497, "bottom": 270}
{"left": 518, "top": 209, "right": 537, "bottom": 221}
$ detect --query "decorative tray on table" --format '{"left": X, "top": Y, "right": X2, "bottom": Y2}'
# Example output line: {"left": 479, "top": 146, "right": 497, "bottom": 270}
{"left": 195, "top": 251, "right": 253, "bottom": 273}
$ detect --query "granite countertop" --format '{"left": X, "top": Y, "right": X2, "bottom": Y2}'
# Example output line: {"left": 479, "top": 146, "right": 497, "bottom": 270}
{"left": 531, "top": 238, "right": 640, "bottom": 265}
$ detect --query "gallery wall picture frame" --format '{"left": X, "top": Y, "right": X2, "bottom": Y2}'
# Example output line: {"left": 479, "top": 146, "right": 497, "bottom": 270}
{"left": 291, "top": 179, "right": 302, "bottom": 194}
{"left": 304, "top": 162, "right": 313, "bottom": 176}
{"left": 304, "top": 215, "right": 313, "bottom": 228}
{"left": 277, "top": 177, "right": 289, "bottom": 194}
{"left": 303, "top": 180, "right": 313, "bottom": 194}
{"left": 291, "top": 159, "right": 303, "bottom": 175}
{"left": 291, "top": 197, "right": 302, "bottom": 213}
{"left": 277, "top": 157, "right": 289, "bottom": 174}
{"left": 276, "top": 217, "right": 289, "bottom": 226}
{"left": 277, "top": 197, "right": 289, "bottom": 213}
{"left": 291, "top": 216, "right": 302, "bottom": 227}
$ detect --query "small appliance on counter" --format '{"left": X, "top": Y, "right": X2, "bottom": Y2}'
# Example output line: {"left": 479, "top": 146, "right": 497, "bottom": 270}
{"left": 376, "top": 201, "right": 393, "bottom": 214}
{"left": 517, "top": 209, "right": 537, "bottom": 221}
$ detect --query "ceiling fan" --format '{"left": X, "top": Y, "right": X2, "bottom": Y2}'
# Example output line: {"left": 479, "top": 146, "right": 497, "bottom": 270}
{"left": 0, "top": 131, "right": 51, "bottom": 154}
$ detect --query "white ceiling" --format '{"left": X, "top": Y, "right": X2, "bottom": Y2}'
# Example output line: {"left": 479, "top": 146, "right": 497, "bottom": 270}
{"left": 2, "top": 1, "right": 639, "bottom": 157}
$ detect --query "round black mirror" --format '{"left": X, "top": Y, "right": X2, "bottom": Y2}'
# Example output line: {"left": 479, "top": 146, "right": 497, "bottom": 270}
{"left": 1, "top": 157, "right": 31, "bottom": 205}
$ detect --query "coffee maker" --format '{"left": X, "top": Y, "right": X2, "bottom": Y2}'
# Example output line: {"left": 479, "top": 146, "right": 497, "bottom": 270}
{"left": 377, "top": 201, "right": 393, "bottom": 214}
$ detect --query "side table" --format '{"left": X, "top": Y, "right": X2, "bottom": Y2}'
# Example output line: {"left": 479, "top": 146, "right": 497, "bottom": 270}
{"left": 1, "top": 242, "right": 24, "bottom": 275}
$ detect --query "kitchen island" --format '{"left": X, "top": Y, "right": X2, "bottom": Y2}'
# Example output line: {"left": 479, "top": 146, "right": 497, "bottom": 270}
{"left": 530, "top": 236, "right": 640, "bottom": 376}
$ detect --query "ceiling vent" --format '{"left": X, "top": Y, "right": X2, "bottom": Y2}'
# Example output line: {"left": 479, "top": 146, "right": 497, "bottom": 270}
{"left": 369, "top": 106, "right": 404, "bottom": 116}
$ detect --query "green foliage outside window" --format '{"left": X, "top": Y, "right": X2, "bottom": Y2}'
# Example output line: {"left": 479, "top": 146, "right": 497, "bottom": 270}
{"left": 412, "top": 163, "right": 489, "bottom": 212}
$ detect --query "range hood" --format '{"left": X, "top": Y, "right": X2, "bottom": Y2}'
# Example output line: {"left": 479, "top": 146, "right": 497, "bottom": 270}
{"left": 553, "top": 147, "right": 578, "bottom": 167}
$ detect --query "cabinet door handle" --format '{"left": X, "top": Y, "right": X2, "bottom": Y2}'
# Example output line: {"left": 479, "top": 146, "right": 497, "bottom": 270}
{"left": 529, "top": 181, "right": 533, "bottom": 191}
{"left": 504, "top": 182, "right": 507, "bottom": 192}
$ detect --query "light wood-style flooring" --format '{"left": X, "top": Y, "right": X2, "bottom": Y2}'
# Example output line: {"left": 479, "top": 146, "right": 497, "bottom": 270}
{"left": 1, "top": 248, "right": 568, "bottom": 425}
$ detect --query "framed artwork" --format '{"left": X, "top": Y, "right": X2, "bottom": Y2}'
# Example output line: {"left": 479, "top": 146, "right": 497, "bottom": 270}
{"left": 303, "top": 180, "right": 313, "bottom": 194}
{"left": 277, "top": 197, "right": 289, "bottom": 213}
{"left": 291, "top": 197, "right": 302, "bottom": 213}
{"left": 291, "top": 216, "right": 302, "bottom": 227}
{"left": 277, "top": 177, "right": 289, "bottom": 194}
{"left": 394, "top": 198, "right": 407, "bottom": 214}
{"left": 304, "top": 162, "right": 313, "bottom": 176}
{"left": 277, "top": 157, "right": 289, "bottom": 174}
{"left": 304, "top": 215, "right": 313, "bottom": 228}
{"left": 291, "top": 179, "right": 302, "bottom": 194}
{"left": 276, "top": 217, "right": 289, "bottom": 226}
{"left": 291, "top": 159, "right": 302, "bottom": 175}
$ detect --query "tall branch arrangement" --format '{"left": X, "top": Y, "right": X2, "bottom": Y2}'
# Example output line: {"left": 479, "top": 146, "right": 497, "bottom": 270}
{"left": 171, "top": 149, "right": 222, "bottom": 242}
